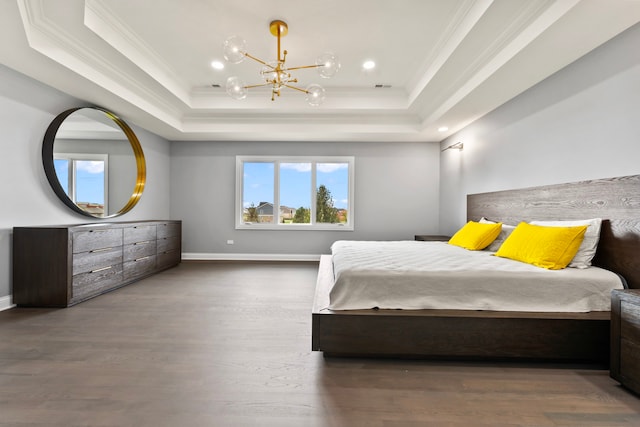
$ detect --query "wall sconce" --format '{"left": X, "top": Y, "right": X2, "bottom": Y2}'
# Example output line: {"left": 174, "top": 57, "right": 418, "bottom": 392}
{"left": 441, "top": 142, "right": 464, "bottom": 152}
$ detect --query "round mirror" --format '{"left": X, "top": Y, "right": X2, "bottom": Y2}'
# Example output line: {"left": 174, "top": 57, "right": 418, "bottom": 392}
{"left": 42, "top": 107, "right": 146, "bottom": 218}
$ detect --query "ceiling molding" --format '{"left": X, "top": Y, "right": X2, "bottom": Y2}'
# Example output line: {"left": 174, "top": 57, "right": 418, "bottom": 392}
{"left": 84, "top": 0, "right": 192, "bottom": 107}
{"left": 436, "top": 0, "right": 554, "bottom": 102}
{"left": 407, "top": 0, "right": 493, "bottom": 106}
{"left": 421, "top": 0, "right": 580, "bottom": 127}
{"left": 4, "top": 0, "right": 639, "bottom": 142}
{"left": 17, "top": 0, "right": 184, "bottom": 130}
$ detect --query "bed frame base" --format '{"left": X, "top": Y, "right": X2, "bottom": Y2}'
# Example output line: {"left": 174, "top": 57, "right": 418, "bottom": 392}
{"left": 313, "top": 309, "right": 609, "bottom": 362}
{"left": 313, "top": 256, "right": 610, "bottom": 363}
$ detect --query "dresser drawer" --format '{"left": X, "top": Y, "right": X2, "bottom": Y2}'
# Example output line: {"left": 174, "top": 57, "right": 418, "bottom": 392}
{"left": 71, "top": 264, "right": 123, "bottom": 303}
{"left": 124, "top": 255, "right": 156, "bottom": 280}
{"left": 157, "top": 248, "right": 180, "bottom": 269}
{"left": 124, "top": 240, "right": 157, "bottom": 262}
{"left": 73, "top": 228, "right": 123, "bottom": 253}
{"left": 158, "top": 235, "right": 180, "bottom": 252}
{"left": 73, "top": 247, "right": 123, "bottom": 275}
{"left": 157, "top": 222, "right": 180, "bottom": 238}
{"left": 124, "top": 225, "right": 156, "bottom": 244}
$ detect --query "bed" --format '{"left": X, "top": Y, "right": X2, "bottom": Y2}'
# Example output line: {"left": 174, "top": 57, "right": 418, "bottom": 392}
{"left": 311, "top": 175, "right": 640, "bottom": 362}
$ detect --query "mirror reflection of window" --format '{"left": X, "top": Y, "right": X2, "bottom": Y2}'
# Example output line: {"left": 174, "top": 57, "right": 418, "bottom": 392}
{"left": 54, "top": 154, "right": 108, "bottom": 217}
{"left": 53, "top": 158, "right": 69, "bottom": 195}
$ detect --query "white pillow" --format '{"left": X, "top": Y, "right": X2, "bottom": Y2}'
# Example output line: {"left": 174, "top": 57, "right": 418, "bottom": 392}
{"left": 530, "top": 218, "right": 602, "bottom": 268}
{"left": 479, "top": 217, "right": 516, "bottom": 252}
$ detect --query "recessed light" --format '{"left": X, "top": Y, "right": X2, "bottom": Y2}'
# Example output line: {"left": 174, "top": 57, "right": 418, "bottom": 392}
{"left": 438, "top": 126, "right": 449, "bottom": 132}
{"left": 363, "top": 60, "right": 375, "bottom": 70}
{"left": 211, "top": 60, "right": 225, "bottom": 70}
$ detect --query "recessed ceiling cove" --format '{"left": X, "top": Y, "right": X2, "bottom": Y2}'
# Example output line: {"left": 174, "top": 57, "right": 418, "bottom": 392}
{"left": 3, "top": 0, "right": 640, "bottom": 142}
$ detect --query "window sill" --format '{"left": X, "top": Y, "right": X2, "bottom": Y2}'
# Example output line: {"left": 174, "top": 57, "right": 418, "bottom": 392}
{"left": 236, "top": 223, "right": 354, "bottom": 231}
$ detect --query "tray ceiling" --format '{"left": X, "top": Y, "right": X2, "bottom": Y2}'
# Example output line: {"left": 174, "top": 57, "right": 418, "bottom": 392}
{"left": 1, "top": 0, "right": 639, "bottom": 142}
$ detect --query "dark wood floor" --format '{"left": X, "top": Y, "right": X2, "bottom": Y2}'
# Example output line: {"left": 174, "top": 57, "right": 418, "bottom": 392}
{"left": 1, "top": 261, "right": 640, "bottom": 426}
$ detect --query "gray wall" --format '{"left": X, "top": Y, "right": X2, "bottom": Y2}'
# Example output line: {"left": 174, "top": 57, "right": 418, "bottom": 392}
{"left": 0, "top": 64, "right": 172, "bottom": 301}
{"left": 170, "top": 141, "right": 440, "bottom": 257}
{"left": 440, "top": 22, "right": 640, "bottom": 235}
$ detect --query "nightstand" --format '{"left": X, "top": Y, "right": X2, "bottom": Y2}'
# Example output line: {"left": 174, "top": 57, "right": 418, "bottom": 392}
{"left": 611, "top": 289, "right": 640, "bottom": 394}
{"left": 414, "top": 235, "right": 450, "bottom": 242}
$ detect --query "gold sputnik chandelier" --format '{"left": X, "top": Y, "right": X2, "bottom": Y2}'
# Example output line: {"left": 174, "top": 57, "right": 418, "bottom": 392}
{"left": 223, "top": 20, "right": 340, "bottom": 106}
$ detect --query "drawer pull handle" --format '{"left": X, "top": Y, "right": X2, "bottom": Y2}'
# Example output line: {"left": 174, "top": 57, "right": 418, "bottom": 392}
{"left": 91, "top": 266, "right": 112, "bottom": 273}
{"left": 90, "top": 247, "right": 113, "bottom": 253}
{"left": 135, "top": 256, "right": 151, "bottom": 262}
{"left": 133, "top": 241, "right": 150, "bottom": 245}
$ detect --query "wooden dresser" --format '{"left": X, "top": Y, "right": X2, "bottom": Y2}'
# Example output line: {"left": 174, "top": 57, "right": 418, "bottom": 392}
{"left": 13, "top": 220, "right": 181, "bottom": 307}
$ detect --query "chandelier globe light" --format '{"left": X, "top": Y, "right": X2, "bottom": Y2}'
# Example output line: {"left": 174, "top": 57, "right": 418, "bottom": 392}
{"left": 223, "top": 20, "right": 340, "bottom": 106}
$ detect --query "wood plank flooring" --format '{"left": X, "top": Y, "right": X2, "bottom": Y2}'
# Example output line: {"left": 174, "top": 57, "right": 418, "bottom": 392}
{"left": 1, "top": 261, "right": 640, "bottom": 426}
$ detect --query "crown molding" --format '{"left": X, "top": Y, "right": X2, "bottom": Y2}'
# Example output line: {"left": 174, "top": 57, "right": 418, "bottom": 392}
{"left": 421, "top": 0, "right": 580, "bottom": 126}
{"left": 407, "top": 0, "right": 493, "bottom": 106}
{"left": 84, "top": 0, "right": 192, "bottom": 107}
{"left": 17, "top": 0, "right": 184, "bottom": 130}
{"left": 8, "top": 0, "right": 639, "bottom": 142}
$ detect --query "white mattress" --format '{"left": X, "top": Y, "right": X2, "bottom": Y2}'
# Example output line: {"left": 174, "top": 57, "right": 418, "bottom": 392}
{"left": 329, "top": 240, "right": 624, "bottom": 312}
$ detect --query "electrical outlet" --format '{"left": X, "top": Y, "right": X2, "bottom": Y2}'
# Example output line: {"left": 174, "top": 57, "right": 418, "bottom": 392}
{"left": 226, "top": 240, "right": 234, "bottom": 245}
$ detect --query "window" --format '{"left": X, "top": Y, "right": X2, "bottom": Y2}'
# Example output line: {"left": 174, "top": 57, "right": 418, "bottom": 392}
{"left": 236, "top": 156, "right": 354, "bottom": 230}
{"left": 54, "top": 153, "right": 108, "bottom": 216}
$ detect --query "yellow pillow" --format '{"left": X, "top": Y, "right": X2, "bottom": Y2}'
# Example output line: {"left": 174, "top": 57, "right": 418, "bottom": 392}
{"left": 495, "top": 222, "right": 587, "bottom": 270}
{"left": 448, "top": 221, "right": 502, "bottom": 250}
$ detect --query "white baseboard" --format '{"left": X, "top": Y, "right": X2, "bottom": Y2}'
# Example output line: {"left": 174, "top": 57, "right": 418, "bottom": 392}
{"left": 0, "top": 295, "right": 15, "bottom": 311}
{"left": 182, "top": 253, "right": 321, "bottom": 262}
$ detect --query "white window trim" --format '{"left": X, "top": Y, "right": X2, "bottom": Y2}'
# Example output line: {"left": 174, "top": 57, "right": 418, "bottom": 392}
{"left": 236, "top": 155, "right": 355, "bottom": 231}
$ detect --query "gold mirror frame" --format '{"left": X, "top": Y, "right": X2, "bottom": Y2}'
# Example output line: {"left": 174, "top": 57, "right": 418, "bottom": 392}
{"left": 42, "top": 107, "right": 146, "bottom": 218}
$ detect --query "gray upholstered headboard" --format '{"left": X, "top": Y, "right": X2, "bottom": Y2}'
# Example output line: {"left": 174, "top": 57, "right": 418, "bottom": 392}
{"left": 467, "top": 175, "right": 640, "bottom": 289}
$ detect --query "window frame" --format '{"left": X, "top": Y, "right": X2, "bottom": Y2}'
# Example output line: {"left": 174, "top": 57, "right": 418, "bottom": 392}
{"left": 235, "top": 155, "right": 355, "bottom": 231}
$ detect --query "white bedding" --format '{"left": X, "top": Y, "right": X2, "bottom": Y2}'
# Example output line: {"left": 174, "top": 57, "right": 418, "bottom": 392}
{"left": 329, "top": 240, "right": 624, "bottom": 312}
